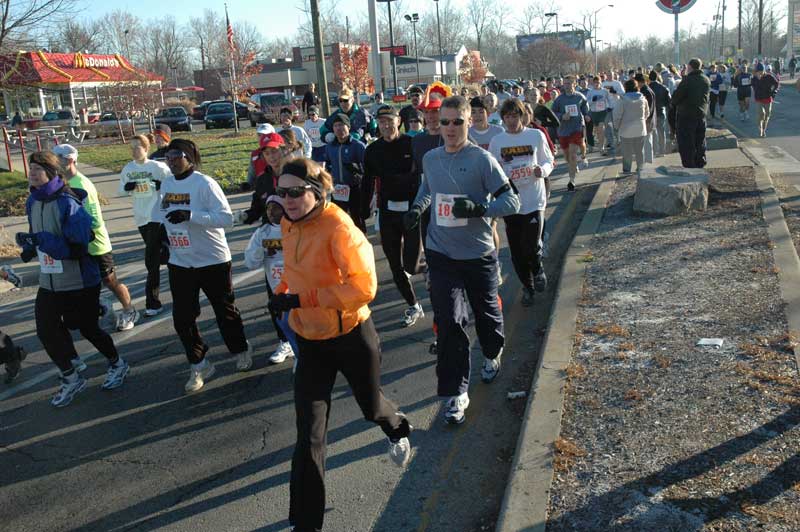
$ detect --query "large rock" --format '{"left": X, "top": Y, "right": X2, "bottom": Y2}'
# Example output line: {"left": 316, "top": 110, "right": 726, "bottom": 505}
{"left": 633, "top": 166, "right": 709, "bottom": 216}
{"left": 706, "top": 128, "right": 739, "bottom": 150}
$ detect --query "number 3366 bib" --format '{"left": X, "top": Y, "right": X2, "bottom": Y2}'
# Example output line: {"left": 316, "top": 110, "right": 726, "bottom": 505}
{"left": 436, "top": 193, "right": 468, "bottom": 227}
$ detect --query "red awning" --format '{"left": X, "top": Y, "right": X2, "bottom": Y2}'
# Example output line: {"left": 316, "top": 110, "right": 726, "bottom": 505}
{"left": 0, "top": 51, "right": 162, "bottom": 85}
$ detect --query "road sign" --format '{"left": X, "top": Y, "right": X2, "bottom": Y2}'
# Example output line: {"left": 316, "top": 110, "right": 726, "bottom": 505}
{"left": 655, "top": 0, "right": 698, "bottom": 14}
{"left": 380, "top": 45, "right": 408, "bottom": 57}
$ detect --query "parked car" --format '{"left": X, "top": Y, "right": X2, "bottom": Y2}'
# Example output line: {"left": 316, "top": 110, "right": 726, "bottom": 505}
{"left": 384, "top": 87, "right": 407, "bottom": 101}
{"left": 358, "top": 93, "right": 372, "bottom": 106}
{"left": 248, "top": 92, "right": 297, "bottom": 126}
{"left": 192, "top": 101, "right": 212, "bottom": 120}
{"left": 40, "top": 109, "right": 79, "bottom": 128}
{"left": 94, "top": 111, "right": 132, "bottom": 137}
{"left": 194, "top": 99, "right": 249, "bottom": 121}
{"left": 204, "top": 102, "right": 236, "bottom": 129}
{"left": 155, "top": 107, "right": 193, "bottom": 132}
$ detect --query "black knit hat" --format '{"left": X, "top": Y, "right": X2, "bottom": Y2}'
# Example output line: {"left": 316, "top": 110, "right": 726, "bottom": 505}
{"left": 167, "top": 138, "right": 201, "bottom": 168}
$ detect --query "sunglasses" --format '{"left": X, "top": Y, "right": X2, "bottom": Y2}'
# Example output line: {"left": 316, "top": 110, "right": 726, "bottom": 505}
{"left": 439, "top": 118, "right": 466, "bottom": 127}
{"left": 276, "top": 185, "right": 312, "bottom": 198}
{"left": 338, "top": 98, "right": 351, "bottom": 103}
{"left": 165, "top": 150, "right": 187, "bottom": 161}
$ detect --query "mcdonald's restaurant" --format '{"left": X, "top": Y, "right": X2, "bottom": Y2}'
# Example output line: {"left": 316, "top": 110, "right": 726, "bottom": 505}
{"left": 0, "top": 51, "right": 162, "bottom": 122}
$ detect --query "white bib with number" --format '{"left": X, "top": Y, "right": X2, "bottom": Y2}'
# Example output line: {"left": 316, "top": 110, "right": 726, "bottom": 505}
{"left": 309, "top": 128, "right": 321, "bottom": 141}
{"left": 133, "top": 180, "right": 151, "bottom": 197}
{"left": 710, "top": 74, "right": 717, "bottom": 81}
{"left": 566, "top": 104, "right": 579, "bottom": 117}
{"left": 435, "top": 193, "right": 468, "bottom": 227}
{"left": 387, "top": 200, "right": 409, "bottom": 212}
{"left": 508, "top": 165, "right": 534, "bottom": 188}
{"left": 38, "top": 250, "right": 63, "bottom": 274}
{"left": 594, "top": 100, "right": 606, "bottom": 111}
{"left": 741, "top": 77, "right": 751, "bottom": 86}
{"left": 333, "top": 184, "right": 351, "bottom": 202}
{"left": 167, "top": 228, "right": 192, "bottom": 249}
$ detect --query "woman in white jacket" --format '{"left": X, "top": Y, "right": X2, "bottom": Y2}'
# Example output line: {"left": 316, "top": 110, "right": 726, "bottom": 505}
{"left": 613, "top": 79, "right": 650, "bottom": 175}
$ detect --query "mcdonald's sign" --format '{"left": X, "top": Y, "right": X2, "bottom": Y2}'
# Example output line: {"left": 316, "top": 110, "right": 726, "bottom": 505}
{"left": 73, "top": 52, "right": 120, "bottom": 69}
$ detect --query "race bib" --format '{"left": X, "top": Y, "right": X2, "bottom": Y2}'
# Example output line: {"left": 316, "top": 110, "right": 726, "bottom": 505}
{"left": 133, "top": 180, "right": 151, "bottom": 196}
{"left": 387, "top": 200, "right": 409, "bottom": 212}
{"left": 167, "top": 228, "right": 191, "bottom": 249}
{"left": 435, "top": 193, "right": 468, "bottom": 227}
{"left": 270, "top": 263, "right": 284, "bottom": 281}
{"left": 508, "top": 166, "right": 534, "bottom": 187}
{"left": 710, "top": 74, "right": 717, "bottom": 81}
{"left": 308, "top": 128, "right": 321, "bottom": 140}
{"left": 566, "top": 104, "right": 579, "bottom": 117}
{"left": 741, "top": 77, "right": 751, "bottom": 86}
{"left": 38, "top": 250, "right": 63, "bottom": 274}
{"left": 595, "top": 100, "right": 606, "bottom": 111}
{"left": 333, "top": 184, "right": 351, "bottom": 202}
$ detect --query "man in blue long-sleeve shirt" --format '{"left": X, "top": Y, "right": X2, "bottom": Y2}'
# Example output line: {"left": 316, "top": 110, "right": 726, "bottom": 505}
{"left": 404, "top": 95, "right": 520, "bottom": 425}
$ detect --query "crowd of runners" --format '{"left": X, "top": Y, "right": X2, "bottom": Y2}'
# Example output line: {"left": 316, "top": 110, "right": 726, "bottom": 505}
{"left": 0, "top": 54, "right": 784, "bottom": 532}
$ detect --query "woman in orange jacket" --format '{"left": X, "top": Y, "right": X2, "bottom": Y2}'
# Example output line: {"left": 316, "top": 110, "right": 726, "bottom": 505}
{"left": 268, "top": 157, "right": 412, "bottom": 532}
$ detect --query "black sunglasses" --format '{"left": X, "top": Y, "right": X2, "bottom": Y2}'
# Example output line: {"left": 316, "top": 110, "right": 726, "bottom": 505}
{"left": 276, "top": 185, "right": 312, "bottom": 198}
{"left": 338, "top": 98, "right": 351, "bottom": 103}
{"left": 439, "top": 118, "right": 466, "bottom": 126}
{"left": 165, "top": 150, "right": 187, "bottom": 161}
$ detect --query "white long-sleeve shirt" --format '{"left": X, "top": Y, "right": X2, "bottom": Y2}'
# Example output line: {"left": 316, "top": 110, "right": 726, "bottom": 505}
{"left": 284, "top": 125, "right": 313, "bottom": 158}
{"left": 119, "top": 159, "right": 171, "bottom": 227}
{"left": 154, "top": 170, "right": 234, "bottom": 268}
{"left": 303, "top": 118, "right": 326, "bottom": 148}
{"left": 244, "top": 222, "right": 284, "bottom": 291}
{"left": 489, "top": 127, "right": 553, "bottom": 215}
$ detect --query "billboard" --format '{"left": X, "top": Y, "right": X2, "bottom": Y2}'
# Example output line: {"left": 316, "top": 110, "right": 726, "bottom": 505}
{"left": 516, "top": 31, "right": 588, "bottom": 53}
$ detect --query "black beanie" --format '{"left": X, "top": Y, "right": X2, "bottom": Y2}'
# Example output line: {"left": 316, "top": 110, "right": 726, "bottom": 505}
{"left": 167, "top": 138, "right": 201, "bottom": 168}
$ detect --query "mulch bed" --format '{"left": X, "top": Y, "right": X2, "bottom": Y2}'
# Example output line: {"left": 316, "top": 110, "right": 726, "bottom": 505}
{"left": 548, "top": 167, "right": 800, "bottom": 531}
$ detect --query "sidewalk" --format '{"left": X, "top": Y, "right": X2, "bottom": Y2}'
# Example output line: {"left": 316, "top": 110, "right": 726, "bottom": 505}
{"left": 495, "top": 145, "right": 800, "bottom": 532}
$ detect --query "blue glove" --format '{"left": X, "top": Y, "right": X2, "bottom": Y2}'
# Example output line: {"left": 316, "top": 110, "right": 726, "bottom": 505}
{"left": 15, "top": 232, "right": 37, "bottom": 248}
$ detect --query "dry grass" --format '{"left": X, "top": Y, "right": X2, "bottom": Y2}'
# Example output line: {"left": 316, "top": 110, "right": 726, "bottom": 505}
{"left": 583, "top": 324, "right": 631, "bottom": 338}
{"left": 553, "top": 437, "right": 586, "bottom": 473}
{"left": 566, "top": 363, "right": 587, "bottom": 380}
{"left": 653, "top": 354, "right": 672, "bottom": 368}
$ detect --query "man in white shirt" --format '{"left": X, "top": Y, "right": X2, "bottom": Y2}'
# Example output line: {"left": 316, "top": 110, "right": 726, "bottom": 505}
{"left": 279, "top": 107, "right": 312, "bottom": 158}
{"left": 489, "top": 98, "right": 553, "bottom": 306}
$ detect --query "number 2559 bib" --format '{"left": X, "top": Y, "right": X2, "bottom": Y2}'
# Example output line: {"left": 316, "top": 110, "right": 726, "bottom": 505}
{"left": 435, "top": 193, "right": 468, "bottom": 227}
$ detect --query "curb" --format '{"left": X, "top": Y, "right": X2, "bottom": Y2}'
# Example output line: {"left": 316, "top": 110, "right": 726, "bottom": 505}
{"left": 495, "top": 169, "right": 617, "bottom": 532}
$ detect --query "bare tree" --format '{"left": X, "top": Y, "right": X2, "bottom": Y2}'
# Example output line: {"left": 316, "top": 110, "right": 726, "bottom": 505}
{"left": 46, "top": 20, "right": 104, "bottom": 54}
{"left": 513, "top": 0, "right": 556, "bottom": 36}
{"left": 188, "top": 9, "right": 227, "bottom": 71}
{"left": 99, "top": 10, "right": 142, "bottom": 61}
{"left": 466, "top": 0, "right": 494, "bottom": 52}
{"left": 0, "top": 0, "right": 77, "bottom": 53}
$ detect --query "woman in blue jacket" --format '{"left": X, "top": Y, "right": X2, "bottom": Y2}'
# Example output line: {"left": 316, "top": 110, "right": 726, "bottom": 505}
{"left": 16, "top": 151, "right": 128, "bottom": 407}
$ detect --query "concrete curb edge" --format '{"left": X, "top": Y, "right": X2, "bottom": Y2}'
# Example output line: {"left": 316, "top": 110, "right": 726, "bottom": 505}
{"left": 495, "top": 169, "right": 618, "bottom": 532}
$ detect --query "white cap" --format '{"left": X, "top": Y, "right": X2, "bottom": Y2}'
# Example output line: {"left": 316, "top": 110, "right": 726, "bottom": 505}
{"left": 256, "top": 123, "right": 275, "bottom": 135}
{"left": 52, "top": 143, "right": 78, "bottom": 161}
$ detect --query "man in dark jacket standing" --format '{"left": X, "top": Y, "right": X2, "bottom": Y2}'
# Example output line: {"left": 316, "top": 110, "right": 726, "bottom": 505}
{"left": 648, "top": 71, "right": 672, "bottom": 156}
{"left": 670, "top": 58, "right": 711, "bottom": 168}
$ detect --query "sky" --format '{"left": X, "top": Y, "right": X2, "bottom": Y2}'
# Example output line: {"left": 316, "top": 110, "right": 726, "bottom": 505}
{"left": 82, "top": 0, "right": 763, "bottom": 45}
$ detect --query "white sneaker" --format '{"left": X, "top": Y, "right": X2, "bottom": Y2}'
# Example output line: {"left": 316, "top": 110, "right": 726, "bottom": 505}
{"left": 269, "top": 341, "right": 295, "bottom": 364}
{"left": 236, "top": 341, "right": 254, "bottom": 371}
{"left": 388, "top": 437, "right": 412, "bottom": 467}
{"left": 401, "top": 303, "right": 424, "bottom": 328}
{"left": 71, "top": 357, "right": 88, "bottom": 372}
{"left": 144, "top": 307, "right": 163, "bottom": 317}
{"left": 116, "top": 307, "right": 139, "bottom": 331}
{"left": 581, "top": 157, "right": 589, "bottom": 169}
{"left": 497, "top": 263, "right": 503, "bottom": 286}
{"left": 51, "top": 374, "right": 87, "bottom": 407}
{"left": 185, "top": 360, "right": 215, "bottom": 392}
{"left": 444, "top": 393, "right": 470, "bottom": 424}
{"left": 102, "top": 359, "right": 129, "bottom": 390}
{"left": 481, "top": 349, "right": 503, "bottom": 383}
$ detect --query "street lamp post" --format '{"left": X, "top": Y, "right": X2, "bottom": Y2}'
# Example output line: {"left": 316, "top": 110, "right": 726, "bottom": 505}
{"left": 377, "top": 0, "right": 399, "bottom": 92}
{"left": 593, "top": 4, "right": 614, "bottom": 75}
{"left": 405, "top": 13, "right": 421, "bottom": 84}
{"left": 703, "top": 23, "right": 713, "bottom": 58}
{"left": 545, "top": 12, "right": 559, "bottom": 37}
{"left": 433, "top": 0, "right": 445, "bottom": 82}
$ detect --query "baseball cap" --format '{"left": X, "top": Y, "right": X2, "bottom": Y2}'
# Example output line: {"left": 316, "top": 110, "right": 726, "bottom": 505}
{"left": 375, "top": 105, "right": 399, "bottom": 118}
{"left": 53, "top": 143, "right": 78, "bottom": 161}
{"left": 259, "top": 132, "right": 285, "bottom": 150}
{"left": 308, "top": 105, "right": 319, "bottom": 114}
{"left": 408, "top": 86, "right": 424, "bottom": 95}
{"left": 256, "top": 123, "right": 276, "bottom": 135}
{"left": 339, "top": 88, "right": 353, "bottom": 101}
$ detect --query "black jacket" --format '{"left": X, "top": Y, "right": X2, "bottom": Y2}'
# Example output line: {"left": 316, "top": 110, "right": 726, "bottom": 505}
{"left": 534, "top": 105, "right": 560, "bottom": 129}
{"left": 752, "top": 73, "right": 780, "bottom": 101}
{"left": 243, "top": 166, "right": 278, "bottom": 225}
{"left": 670, "top": 69, "right": 710, "bottom": 119}
{"left": 649, "top": 81, "right": 671, "bottom": 116}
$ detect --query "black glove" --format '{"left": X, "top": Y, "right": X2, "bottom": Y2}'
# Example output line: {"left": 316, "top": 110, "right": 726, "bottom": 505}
{"left": 15, "top": 232, "right": 37, "bottom": 248}
{"left": 403, "top": 206, "right": 422, "bottom": 231}
{"left": 153, "top": 180, "right": 162, "bottom": 191}
{"left": 166, "top": 210, "right": 191, "bottom": 224}
{"left": 452, "top": 198, "right": 487, "bottom": 218}
{"left": 268, "top": 293, "right": 300, "bottom": 313}
{"left": 124, "top": 181, "right": 137, "bottom": 191}
{"left": 20, "top": 247, "right": 37, "bottom": 263}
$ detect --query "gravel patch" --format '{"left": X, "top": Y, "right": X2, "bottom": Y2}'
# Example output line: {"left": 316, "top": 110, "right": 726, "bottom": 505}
{"left": 548, "top": 167, "right": 800, "bottom": 532}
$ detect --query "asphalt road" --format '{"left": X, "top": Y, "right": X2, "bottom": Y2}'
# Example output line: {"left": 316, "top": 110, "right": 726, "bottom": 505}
{"left": 0, "top": 148, "right": 606, "bottom": 532}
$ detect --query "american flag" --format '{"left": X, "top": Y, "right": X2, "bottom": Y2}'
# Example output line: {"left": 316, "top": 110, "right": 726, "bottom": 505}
{"left": 225, "top": 6, "right": 236, "bottom": 53}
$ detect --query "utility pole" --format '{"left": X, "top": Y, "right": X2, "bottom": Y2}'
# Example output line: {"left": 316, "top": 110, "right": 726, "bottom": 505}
{"left": 711, "top": 2, "right": 721, "bottom": 60}
{"left": 720, "top": 0, "right": 726, "bottom": 59}
{"left": 737, "top": 0, "right": 742, "bottom": 54}
{"left": 757, "top": 0, "right": 764, "bottom": 56}
{"left": 310, "top": 0, "right": 330, "bottom": 116}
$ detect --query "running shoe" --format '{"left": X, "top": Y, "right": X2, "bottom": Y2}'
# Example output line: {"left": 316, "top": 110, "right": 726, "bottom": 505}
{"left": 1, "top": 265, "right": 22, "bottom": 288}
{"left": 534, "top": 271, "right": 547, "bottom": 292}
{"left": 567, "top": 182, "right": 575, "bottom": 192}
{"left": 388, "top": 436, "right": 412, "bottom": 467}
{"left": 236, "top": 341, "right": 254, "bottom": 371}
{"left": 429, "top": 340, "right": 438, "bottom": 355}
{"left": 116, "top": 307, "right": 139, "bottom": 331}
{"left": 71, "top": 356, "right": 88, "bottom": 372}
{"left": 269, "top": 341, "right": 295, "bottom": 364}
{"left": 401, "top": 303, "right": 424, "bottom": 328}
{"left": 51, "top": 375, "right": 87, "bottom": 407}
{"left": 581, "top": 157, "right": 589, "bottom": 169}
{"left": 497, "top": 262, "right": 504, "bottom": 286}
{"left": 144, "top": 307, "right": 163, "bottom": 317}
{"left": 185, "top": 359, "right": 215, "bottom": 392}
{"left": 4, "top": 346, "right": 26, "bottom": 384}
{"left": 101, "top": 358, "right": 129, "bottom": 390}
{"left": 481, "top": 349, "right": 503, "bottom": 383}
{"left": 444, "top": 393, "right": 470, "bottom": 424}
{"left": 521, "top": 286, "right": 535, "bottom": 307}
